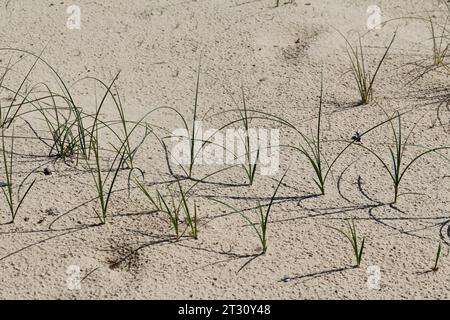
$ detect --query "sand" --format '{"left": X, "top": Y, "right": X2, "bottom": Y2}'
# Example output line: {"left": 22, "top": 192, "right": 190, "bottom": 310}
{"left": 0, "top": 0, "right": 449, "bottom": 299}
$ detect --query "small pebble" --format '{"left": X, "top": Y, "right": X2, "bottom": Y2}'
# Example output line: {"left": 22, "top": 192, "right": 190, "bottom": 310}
{"left": 45, "top": 208, "right": 59, "bottom": 216}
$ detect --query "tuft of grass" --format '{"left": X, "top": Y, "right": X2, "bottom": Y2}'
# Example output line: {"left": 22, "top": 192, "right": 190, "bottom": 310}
{"left": 355, "top": 109, "right": 450, "bottom": 203}
{"left": 1, "top": 127, "right": 36, "bottom": 223}
{"left": 431, "top": 242, "right": 442, "bottom": 272}
{"left": 331, "top": 219, "right": 365, "bottom": 268}
{"left": 231, "top": 76, "right": 331, "bottom": 195}
{"left": 341, "top": 32, "right": 396, "bottom": 105}
{"left": 0, "top": 48, "right": 91, "bottom": 160}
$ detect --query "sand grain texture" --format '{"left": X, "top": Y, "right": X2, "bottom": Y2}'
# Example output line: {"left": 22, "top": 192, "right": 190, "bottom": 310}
{"left": 0, "top": 0, "right": 449, "bottom": 299}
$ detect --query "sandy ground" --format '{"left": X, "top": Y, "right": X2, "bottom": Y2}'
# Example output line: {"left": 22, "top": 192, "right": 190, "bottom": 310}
{"left": 0, "top": 0, "right": 449, "bottom": 299}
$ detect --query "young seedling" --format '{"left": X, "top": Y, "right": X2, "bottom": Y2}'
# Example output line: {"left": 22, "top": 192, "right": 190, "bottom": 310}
{"left": 240, "top": 87, "right": 259, "bottom": 185}
{"left": 158, "top": 59, "right": 206, "bottom": 179}
{"left": 178, "top": 181, "right": 198, "bottom": 239}
{"left": 134, "top": 179, "right": 162, "bottom": 212}
{"left": 279, "top": 76, "right": 341, "bottom": 195}
{"left": 429, "top": 17, "right": 449, "bottom": 66}
{"left": 213, "top": 172, "right": 287, "bottom": 254}
{"left": 341, "top": 31, "right": 396, "bottom": 104}
{"left": 244, "top": 172, "right": 286, "bottom": 254}
{"left": 90, "top": 141, "right": 125, "bottom": 225}
{"left": 1, "top": 127, "right": 36, "bottom": 223}
{"left": 135, "top": 179, "right": 199, "bottom": 240}
{"left": 158, "top": 187, "right": 183, "bottom": 240}
{"left": 355, "top": 109, "right": 450, "bottom": 203}
{"left": 188, "top": 60, "right": 201, "bottom": 178}
{"left": 135, "top": 180, "right": 183, "bottom": 240}
{"left": 431, "top": 242, "right": 442, "bottom": 272}
{"left": 331, "top": 219, "right": 365, "bottom": 268}
{"left": 86, "top": 116, "right": 126, "bottom": 224}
